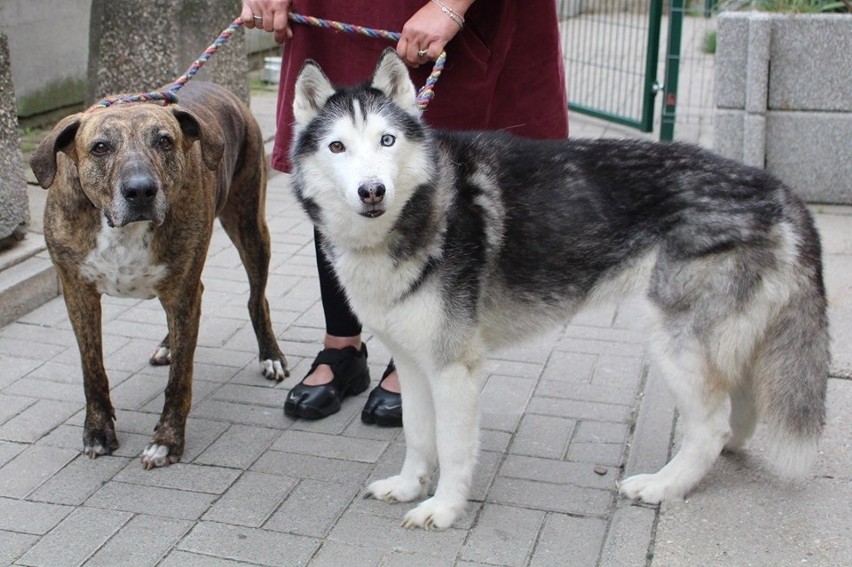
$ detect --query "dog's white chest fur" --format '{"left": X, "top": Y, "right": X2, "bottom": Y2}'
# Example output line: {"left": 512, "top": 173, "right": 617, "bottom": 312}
{"left": 80, "top": 219, "right": 167, "bottom": 299}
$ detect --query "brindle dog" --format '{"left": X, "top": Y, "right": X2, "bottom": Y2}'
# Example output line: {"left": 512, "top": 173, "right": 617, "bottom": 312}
{"left": 30, "top": 81, "right": 288, "bottom": 469}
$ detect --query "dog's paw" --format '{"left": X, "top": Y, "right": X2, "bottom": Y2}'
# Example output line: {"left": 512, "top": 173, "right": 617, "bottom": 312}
{"left": 365, "top": 475, "right": 427, "bottom": 503}
{"left": 618, "top": 473, "right": 684, "bottom": 504}
{"left": 83, "top": 428, "right": 119, "bottom": 459}
{"left": 150, "top": 345, "right": 171, "bottom": 366}
{"left": 260, "top": 358, "right": 288, "bottom": 382}
{"left": 401, "top": 497, "right": 465, "bottom": 530}
{"left": 140, "top": 443, "right": 180, "bottom": 469}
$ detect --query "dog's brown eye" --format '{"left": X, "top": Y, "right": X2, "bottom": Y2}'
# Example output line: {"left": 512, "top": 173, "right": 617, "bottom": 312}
{"left": 91, "top": 142, "right": 109, "bottom": 156}
{"left": 157, "top": 136, "right": 174, "bottom": 151}
{"left": 329, "top": 141, "right": 345, "bottom": 154}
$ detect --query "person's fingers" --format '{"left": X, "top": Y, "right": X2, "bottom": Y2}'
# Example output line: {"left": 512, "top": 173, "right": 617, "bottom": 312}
{"left": 272, "top": 8, "right": 291, "bottom": 44}
{"left": 422, "top": 39, "right": 448, "bottom": 62}
{"left": 240, "top": 1, "right": 258, "bottom": 27}
{"left": 242, "top": 0, "right": 291, "bottom": 44}
{"left": 396, "top": 37, "right": 418, "bottom": 68}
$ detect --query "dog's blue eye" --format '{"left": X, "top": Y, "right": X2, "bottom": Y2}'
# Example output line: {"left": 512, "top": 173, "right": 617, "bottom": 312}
{"left": 381, "top": 134, "right": 396, "bottom": 147}
{"left": 329, "top": 141, "right": 345, "bottom": 154}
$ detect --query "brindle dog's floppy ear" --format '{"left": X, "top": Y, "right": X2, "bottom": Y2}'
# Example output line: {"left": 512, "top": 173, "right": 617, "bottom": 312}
{"left": 172, "top": 107, "right": 224, "bottom": 171}
{"left": 30, "top": 113, "right": 82, "bottom": 189}
{"left": 293, "top": 59, "right": 336, "bottom": 128}
{"left": 371, "top": 48, "right": 419, "bottom": 117}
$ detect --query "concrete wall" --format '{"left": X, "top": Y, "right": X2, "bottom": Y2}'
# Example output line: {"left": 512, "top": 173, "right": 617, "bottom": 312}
{"left": 0, "top": 0, "right": 91, "bottom": 118}
{"left": 714, "top": 12, "right": 852, "bottom": 204}
{"left": 0, "top": 1, "right": 277, "bottom": 119}
{"left": 87, "top": 0, "right": 251, "bottom": 105}
{"left": 0, "top": 32, "right": 28, "bottom": 242}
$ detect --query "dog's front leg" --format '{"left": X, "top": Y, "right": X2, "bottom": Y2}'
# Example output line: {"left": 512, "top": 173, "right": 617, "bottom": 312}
{"left": 62, "top": 275, "right": 118, "bottom": 458}
{"left": 401, "top": 361, "right": 481, "bottom": 530}
{"left": 366, "top": 357, "right": 435, "bottom": 504}
{"left": 140, "top": 283, "right": 202, "bottom": 469}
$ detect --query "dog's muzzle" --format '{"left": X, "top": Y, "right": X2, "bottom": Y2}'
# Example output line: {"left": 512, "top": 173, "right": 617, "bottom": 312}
{"left": 107, "top": 171, "right": 166, "bottom": 227}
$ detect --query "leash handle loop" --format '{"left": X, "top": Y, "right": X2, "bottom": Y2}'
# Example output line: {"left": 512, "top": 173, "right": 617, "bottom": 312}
{"left": 286, "top": 13, "right": 445, "bottom": 110}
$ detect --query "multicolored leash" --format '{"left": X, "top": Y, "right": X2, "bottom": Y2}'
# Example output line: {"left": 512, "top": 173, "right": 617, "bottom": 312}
{"left": 91, "top": 14, "right": 446, "bottom": 111}
{"left": 287, "top": 13, "right": 446, "bottom": 110}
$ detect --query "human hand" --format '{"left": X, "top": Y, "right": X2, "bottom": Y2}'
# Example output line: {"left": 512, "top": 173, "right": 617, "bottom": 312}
{"left": 241, "top": 0, "right": 292, "bottom": 44}
{"left": 397, "top": 0, "right": 472, "bottom": 68}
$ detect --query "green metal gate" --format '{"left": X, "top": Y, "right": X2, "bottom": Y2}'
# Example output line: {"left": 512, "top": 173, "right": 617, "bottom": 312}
{"left": 559, "top": 0, "right": 666, "bottom": 133}
{"left": 559, "top": 0, "right": 715, "bottom": 143}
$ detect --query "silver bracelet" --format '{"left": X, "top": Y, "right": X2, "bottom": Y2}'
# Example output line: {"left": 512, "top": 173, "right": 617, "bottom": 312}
{"left": 430, "top": 0, "right": 465, "bottom": 29}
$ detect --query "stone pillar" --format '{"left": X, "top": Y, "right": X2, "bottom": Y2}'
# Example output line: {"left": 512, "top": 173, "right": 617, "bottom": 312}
{"left": 0, "top": 31, "right": 29, "bottom": 245}
{"left": 87, "top": 0, "right": 249, "bottom": 106}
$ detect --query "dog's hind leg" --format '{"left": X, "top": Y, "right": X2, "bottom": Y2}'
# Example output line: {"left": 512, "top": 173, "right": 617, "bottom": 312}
{"left": 150, "top": 333, "right": 171, "bottom": 366}
{"left": 401, "top": 360, "right": 481, "bottom": 530}
{"left": 619, "top": 336, "right": 732, "bottom": 504}
{"left": 218, "top": 175, "right": 288, "bottom": 382}
{"left": 724, "top": 383, "right": 757, "bottom": 452}
{"left": 366, "top": 357, "right": 435, "bottom": 505}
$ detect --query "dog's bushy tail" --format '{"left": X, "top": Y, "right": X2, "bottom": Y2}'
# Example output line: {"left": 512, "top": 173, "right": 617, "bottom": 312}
{"left": 754, "top": 211, "right": 829, "bottom": 479}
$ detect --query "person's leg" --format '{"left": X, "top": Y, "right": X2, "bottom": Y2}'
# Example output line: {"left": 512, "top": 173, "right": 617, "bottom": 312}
{"left": 309, "top": 231, "right": 403, "bottom": 425}
{"left": 304, "top": 229, "right": 363, "bottom": 385}
{"left": 315, "top": 229, "right": 362, "bottom": 339}
{"left": 284, "top": 231, "right": 370, "bottom": 419}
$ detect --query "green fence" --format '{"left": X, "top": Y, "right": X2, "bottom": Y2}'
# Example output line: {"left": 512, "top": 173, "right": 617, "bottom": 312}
{"left": 559, "top": 0, "right": 664, "bottom": 133}
{"left": 560, "top": 0, "right": 719, "bottom": 144}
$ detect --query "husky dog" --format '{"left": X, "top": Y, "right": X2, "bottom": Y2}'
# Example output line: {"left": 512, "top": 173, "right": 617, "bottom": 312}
{"left": 289, "top": 49, "right": 829, "bottom": 530}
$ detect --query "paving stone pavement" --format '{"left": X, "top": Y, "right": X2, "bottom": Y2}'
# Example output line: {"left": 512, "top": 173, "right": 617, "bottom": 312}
{"left": 0, "top": 93, "right": 850, "bottom": 567}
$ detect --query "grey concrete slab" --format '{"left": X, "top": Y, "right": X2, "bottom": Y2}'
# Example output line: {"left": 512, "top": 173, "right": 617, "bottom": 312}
{"left": 28, "top": 454, "right": 130, "bottom": 506}
{"left": 459, "top": 504, "right": 545, "bottom": 566}
{"left": 84, "top": 514, "right": 193, "bottom": 567}
{"left": 17, "top": 506, "right": 132, "bottom": 567}
{"left": 0, "top": 530, "right": 39, "bottom": 567}
{"left": 0, "top": 445, "right": 78, "bottom": 498}
{"left": 0, "top": 496, "right": 72, "bottom": 534}
{"left": 178, "top": 521, "right": 320, "bottom": 567}
{"left": 85, "top": 481, "right": 219, "bottom": 521}
{"left": 529, "top": 513, "right": 608, "bottom": 567}
{"left": 264, "top": 478, "right": 361, "bottom": 537}
{"left": 203, "top": 471, "right": 297, "bottom": 528}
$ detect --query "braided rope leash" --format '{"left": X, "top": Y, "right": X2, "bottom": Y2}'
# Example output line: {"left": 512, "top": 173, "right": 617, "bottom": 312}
{"left": 90, "top": 18, "right": 244, "bottom": 110}
{"left": 91, "top": 14, "right": 445, "bottom": 111}
{"left": 287, "top": 13, "right": 446, "bottom": 110}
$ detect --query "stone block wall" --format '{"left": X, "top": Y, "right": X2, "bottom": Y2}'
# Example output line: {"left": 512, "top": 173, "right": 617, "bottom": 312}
{"left": 0, "top": 0, "right": 90, "bottom": 118}
{"left": 714, "top": 12, "right": 852, "bottom": 204}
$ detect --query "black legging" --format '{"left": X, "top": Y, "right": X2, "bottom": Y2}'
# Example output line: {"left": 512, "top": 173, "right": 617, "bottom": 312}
{"left": 314, "top": 228, "right": 362, "bottom": 337}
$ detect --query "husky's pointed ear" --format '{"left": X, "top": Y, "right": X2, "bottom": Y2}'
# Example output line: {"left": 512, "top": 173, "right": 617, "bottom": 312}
{"left": 371, "top": 48, "right": 419, "bottom": 116}
{"left": 293, "top": 59, "right": 336, "bottom": 127}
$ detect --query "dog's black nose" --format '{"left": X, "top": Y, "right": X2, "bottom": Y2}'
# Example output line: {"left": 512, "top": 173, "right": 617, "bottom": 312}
{"left": 121, "top": 174, "right": 159, "bottom": 205}
{"left": 358, "top": 182, "right": 386, "bottom": 205}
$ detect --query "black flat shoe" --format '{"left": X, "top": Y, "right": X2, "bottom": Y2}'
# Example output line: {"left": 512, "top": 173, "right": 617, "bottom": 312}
{"left": 361, "top": 360, "right": 402, "bottom": 427}
{"left": 284, "top": 344, "right": 370, "bottom": 420}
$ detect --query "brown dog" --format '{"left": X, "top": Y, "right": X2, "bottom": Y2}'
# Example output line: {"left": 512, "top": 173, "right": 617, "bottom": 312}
{"left": 30, "top": 81, "right": 288, "bottom": 469}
